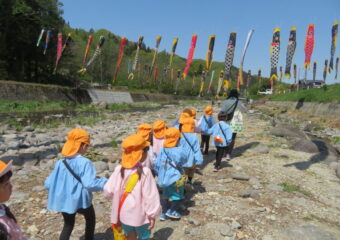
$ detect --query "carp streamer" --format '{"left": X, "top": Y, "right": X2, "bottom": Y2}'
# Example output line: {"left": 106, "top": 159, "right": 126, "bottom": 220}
{"left": 304, "top": 24, "right": 315, "bottom": 69}
{"left": 113, "top": 37, "right": 127, "bottom": 83}
{"left": 329, "top": 20, "right": 338, "bottom": 73}
{"left": 43, "top": 30, "right": 52, "bottom": 55}
{"left": 269, "top": 28, "right": 280, "bottom": 88}
{"left": 36, "top": 28, "right": 45, "bottom": 47}
{"left": 83, "top": 35, "right": 93, "bottom": 67}
{"left": 323, "top": 59, "right": 328, "bottom": 82}
{"left": 79, "top": 36, "right": 105, "bottom": 74}
{"left": 149, "top": 36, "right": 162, "bottom": 79}
{"left": 129, "top": 36, "right": 144, "bottom": 80}
{"left": 284, "top": 27, "right": 296, "bottom": 78}
{"left": 223, "top": 32, "right": 236, "bottom": 95}
{"left": 183, "top": 34, "right": 198, "bottom": 80}
{"left": 54, "top": 33, "right": 72, "bottom": 73}
{"left": 313, "top": 61, "right": 317, "bottom": 82}
{"left": 199, "top": 35, "right": 215, "bottom": 96}
{"left": 237, "top": 29, "right": 254, "bottom": 90}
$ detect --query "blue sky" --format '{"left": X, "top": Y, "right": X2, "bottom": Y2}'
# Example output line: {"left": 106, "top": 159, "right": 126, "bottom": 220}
{"left": 61, "top": 0, "right": 340, "bottom": 83}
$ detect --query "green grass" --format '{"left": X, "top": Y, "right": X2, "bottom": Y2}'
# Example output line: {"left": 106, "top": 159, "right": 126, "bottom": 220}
{"left": 249, "top": 94, "right": 266, "bottom": 100}
{"left": 269, "top": 84, "right": 340, "bottom": 102}
{"left": 0, "top": 100, "right": 166, "bottom": 114}
{"left": 110, "top": 140, "right": 119, "bottom": 148}
{"left": 84, "top": 149, "right": 102, "bottom": 162}
{"left": 179, "top": 99, "right": 209, "bottom": 106}
{"left": 331, "top": 136, "right": 340, "bottom": 144}
{"left": 0, "top": 101, "right": 74, "bottom": 113}
{"left": 278, "top": 182, "right": 311, "bottom": 196}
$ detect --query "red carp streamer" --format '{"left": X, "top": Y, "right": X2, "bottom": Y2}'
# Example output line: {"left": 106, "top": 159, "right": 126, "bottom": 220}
{"left": 113, "top": 37, "right": 127, "bottom": 83}
{"left": 304, "top": 24, "right": 315, "bottom": 69}
{"left": 55, "top": 33, "right": 63, "bottom": 68}
{"left": 83, "top": 35, "right": 93, "bottom": 67}
{"left": 182, "top": 34, "right": 198, "bottom": 80}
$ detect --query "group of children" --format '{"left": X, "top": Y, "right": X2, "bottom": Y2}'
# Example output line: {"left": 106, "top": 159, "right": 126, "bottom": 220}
{"left": 0, "top": 104, "right": 235, "bottom": 240}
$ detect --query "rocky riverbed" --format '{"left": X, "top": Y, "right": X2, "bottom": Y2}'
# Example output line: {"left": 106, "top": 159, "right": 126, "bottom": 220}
{"left": 1, "top": 100, "right": 339, "bottom": 240}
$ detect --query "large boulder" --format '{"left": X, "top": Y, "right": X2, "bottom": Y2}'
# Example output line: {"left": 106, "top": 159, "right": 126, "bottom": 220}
{"left": 271, "top": 123, "right": 307, "bottom": 139}
{"left": 290, "top": 139, "right": 319, "bottom": 153}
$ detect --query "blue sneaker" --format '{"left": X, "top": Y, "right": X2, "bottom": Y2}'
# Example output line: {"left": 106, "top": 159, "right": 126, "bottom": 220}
{"left": 165, "top": 209, "right": 173, "bottom": 218}
{"left": 160, "top": 213, "right": 167, "bottom": 221}
{"left": 167, "top": 210, "right": 181, "bottom": 219}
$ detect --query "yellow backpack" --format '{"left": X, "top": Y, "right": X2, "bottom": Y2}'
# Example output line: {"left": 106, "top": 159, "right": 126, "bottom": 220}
{"left": 112, "top": 170, "right": 140, "bottom": 240}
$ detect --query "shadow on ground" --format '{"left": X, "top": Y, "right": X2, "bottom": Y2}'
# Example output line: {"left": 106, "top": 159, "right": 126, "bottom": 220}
{"left": 232, "top": 141, "right": 260, "bottom": 158}
{"left": 153, "top": 227, "right": 174, "bottom": 240}
{"left": 283, "top": 140, "right": 333, "bottom": 170}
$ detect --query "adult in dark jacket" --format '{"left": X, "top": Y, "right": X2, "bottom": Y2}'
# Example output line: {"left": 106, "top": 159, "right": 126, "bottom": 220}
{"left": 220, "top": 89, "right": 245, "bottom": 159}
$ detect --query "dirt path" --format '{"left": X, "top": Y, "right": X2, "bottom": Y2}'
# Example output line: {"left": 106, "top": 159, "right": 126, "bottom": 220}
{"left": 6, "top": 101, "right": 340, "bottom": 240}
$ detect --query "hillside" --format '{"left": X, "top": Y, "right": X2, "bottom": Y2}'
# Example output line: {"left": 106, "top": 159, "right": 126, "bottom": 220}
{"left": 0, "top": 0, "right": 270, "bottom": 96}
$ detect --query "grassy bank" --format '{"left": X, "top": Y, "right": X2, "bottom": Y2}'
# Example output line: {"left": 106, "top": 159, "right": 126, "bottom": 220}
{"left": 0, "top": 101, "right": 166, "bottom": 113}
{"left": 0, "top": 101, "right": 168, "bottom": 130}
{"left": 268, "top": 84, "right": 340, "bottom": 102}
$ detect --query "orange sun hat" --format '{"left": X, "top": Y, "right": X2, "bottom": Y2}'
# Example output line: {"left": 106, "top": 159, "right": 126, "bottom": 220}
{"left": 179, "top": 112, "right": 195, "bottom": 133}
{"left": 136, "top": 123, "right": 152, "bottom": 141}
{"left": 164, "top": 127, "right": 181, "bottom": 148}
{"left": 0, "top": 160, "right": 13, "bottom": 178}
{"left": 61, "top": 128, "right": 90, "bottom": 157}
{"left": 205, "top": 106, "right": 213, "bottom": 116}
{"left": 121, "top": 134, "right": 150, "bottom": 168}
{"left": 153, "top": 120, "right": 166, "bottom": 139}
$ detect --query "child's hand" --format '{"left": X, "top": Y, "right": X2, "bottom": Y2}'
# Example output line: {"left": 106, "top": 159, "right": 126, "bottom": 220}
{"left": 148, "top": 218, "right": 155, "bottom": 230}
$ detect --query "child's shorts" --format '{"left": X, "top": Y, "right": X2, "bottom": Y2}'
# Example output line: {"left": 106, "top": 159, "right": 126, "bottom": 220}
{"left": 163, "top": 182, "right": 184, "bottom": 200}
{"left": 121, "top": 223, "right": 151, "bottom": 240}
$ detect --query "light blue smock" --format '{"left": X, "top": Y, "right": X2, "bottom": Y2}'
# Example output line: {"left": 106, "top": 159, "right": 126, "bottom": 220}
{"left": 179, "top": 133, "right": 203, "bottom": 167}
{"left": 205, "top": 121, "right": 233, "bottom": 147}
{"left": 45, "top": 154, "right": 107, "bottom": 214}
{"left": 198, "top": 115, "right": 215, "bottom": 134}
{"left": 154, "top": 146, "right": 186, "bottom": 188}
{"left": 172, "top": 118, "right": 180, "bottom": 128}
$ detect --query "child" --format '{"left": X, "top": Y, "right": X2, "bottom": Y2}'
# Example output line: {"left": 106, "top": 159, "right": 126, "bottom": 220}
{"left": 191, "top": 109, "right": 201, "bottom": 133}
{"left": 152, "top": 120, "right": 166, "bottom": 157}
{"left": 172, "top": 108, "right": 192, "bottom": 128}
{"left": 45, "top": 128, "right": 107, "bottom": 240}
{"left": 198, "top": 106, "right": 215, "bottom": 155}
{"left": 154, "top": 128, "right": 186, "bottom": 220}
{"left": 104, "top": 134, "right": 161, "bottom": 240}
{"left": 136, "top": 123, "right": 155, "bottom": 169}
{"left": 178, "top": 112, "right": 203, "bottom": 185}
{"left": 0, "top": 159, "right": 26, "bottom": 240}
{"left": 205, "top": 112, "right": 233, "bottom": 172}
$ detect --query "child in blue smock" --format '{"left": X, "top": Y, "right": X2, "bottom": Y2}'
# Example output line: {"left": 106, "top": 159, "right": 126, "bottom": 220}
{"left": 172, "top": 108, "right": 193, "bottom": 128}
{"left": 205, "top": 112, "right": 233, "bottom": 172}
{"left": 178, "top": 112, "right": 203, "bottom": 185}
{"left": 45, "top": 128, "right": 107, "bottom": 240}
{"left": 154, "top": 127, "right": 186, "bottom": 220}
{"left": 198, "top": 106, "right": 215, "bottom": 155}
